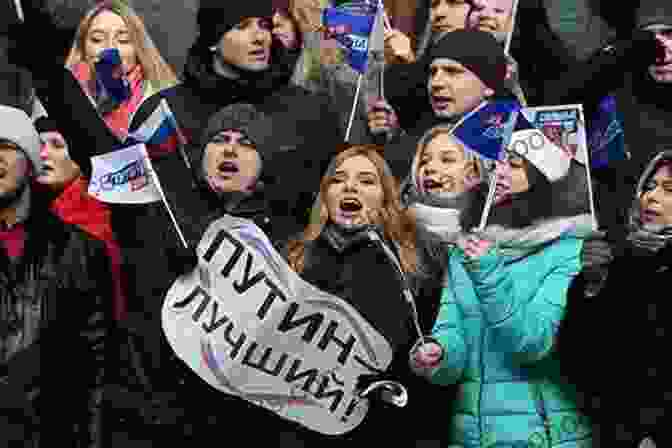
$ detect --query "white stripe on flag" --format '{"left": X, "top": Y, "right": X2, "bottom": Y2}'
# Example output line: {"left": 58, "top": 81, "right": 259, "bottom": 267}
{"left": 128, "top": 98, "right": 172, "bottom": 143}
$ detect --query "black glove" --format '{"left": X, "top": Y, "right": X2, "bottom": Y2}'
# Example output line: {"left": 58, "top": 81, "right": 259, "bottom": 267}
{"left": 580, "top": 232, "right": 614, "bottom": 298}
{"left": 581, "top": 232, "right": 614, "bottom": 269}
{"left": 166, "top": 245, "right": 199, "bottom": 277}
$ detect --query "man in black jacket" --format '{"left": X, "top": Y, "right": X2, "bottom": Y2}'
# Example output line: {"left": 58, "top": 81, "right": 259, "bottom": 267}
{"left": 0, "top": 105, "right": 112, "bottom": 447}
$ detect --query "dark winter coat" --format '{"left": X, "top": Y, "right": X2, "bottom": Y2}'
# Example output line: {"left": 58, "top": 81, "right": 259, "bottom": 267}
{"left": 558, "top": 152, "right": 672, "bottom": 448}
{"left": 252, "top": 224, "right": 453, "bottom": 448}
{"left": 0, "top": 200, "right": 112, "bottom": 447}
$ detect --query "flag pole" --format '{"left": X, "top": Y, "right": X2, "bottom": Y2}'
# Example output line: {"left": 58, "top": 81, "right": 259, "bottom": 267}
{"left": 477, "top": 170, "right": 498, "bottom": 231}
{"left": 144, "top": 154, "right": 189, "bottom": 249}
{"left": 504, "top": 0, "right": 521, "bottom": 55}
{"left": 345, "top": 73, "right": 363, "bottom": 142}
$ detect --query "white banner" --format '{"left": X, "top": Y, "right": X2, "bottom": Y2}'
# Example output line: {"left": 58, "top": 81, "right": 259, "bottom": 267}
{"left": 162, "top": 215, "right": 394, "bottom": 435}
{"left": 88, "top": 143, "right": 161, "bottom": 204}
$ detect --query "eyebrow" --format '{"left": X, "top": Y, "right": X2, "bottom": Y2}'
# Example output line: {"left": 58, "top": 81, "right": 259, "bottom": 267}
{"left": 333, "top": 170, "right": 378, "bottom": 177}
{"left": 89, "top": 27, "right": 129, "bottom": 34}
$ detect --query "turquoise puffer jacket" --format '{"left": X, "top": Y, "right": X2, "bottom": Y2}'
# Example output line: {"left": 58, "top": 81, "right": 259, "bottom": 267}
{"left": 430, "top": 216, "right": 595, "bottom": 448}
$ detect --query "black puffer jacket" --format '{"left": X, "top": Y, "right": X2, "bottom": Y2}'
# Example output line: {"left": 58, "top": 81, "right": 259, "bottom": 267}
{"left": 0, "top": 200, "right": 112, "bottom": 448}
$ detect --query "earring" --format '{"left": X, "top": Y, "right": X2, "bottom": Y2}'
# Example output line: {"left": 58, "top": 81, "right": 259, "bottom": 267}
{"left": 209, "top": 46, "right": 217, "bottom": 52}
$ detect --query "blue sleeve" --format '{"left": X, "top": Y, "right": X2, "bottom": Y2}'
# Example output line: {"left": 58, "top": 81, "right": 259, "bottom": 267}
{"left": 467, "top": 240, "right": 583, "bottom": 364}
{"left": 429, "top": 271, "right": 467, "bottom": 385}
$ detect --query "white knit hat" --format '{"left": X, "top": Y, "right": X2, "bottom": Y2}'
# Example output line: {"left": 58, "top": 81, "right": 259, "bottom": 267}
{"left": 0, "top": 105, "right": 42, "bottom": 174}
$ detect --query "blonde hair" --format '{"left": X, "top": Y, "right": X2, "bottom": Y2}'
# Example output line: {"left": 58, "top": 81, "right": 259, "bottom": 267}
{"left": 412, "top": 125, "right": 485, "bottom": 191}
{"left": 65, "top": 1, "right": 178, "bottom": 90}
{"left": 287, "top": 145, "right": 420, "bottom": 274}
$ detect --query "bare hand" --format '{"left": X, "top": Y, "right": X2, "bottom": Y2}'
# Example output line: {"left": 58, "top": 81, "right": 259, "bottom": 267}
{"left": 367, "top": 99, "right": 399, "bottom": 135}
{"left": 384, "top": 29, "right": 414, "bottom": 64}
{"left": 409, "top": 342, "right": 443, "bottom": 376}
{"left": 459, "top": 234, "right": 494, "bottom": 259}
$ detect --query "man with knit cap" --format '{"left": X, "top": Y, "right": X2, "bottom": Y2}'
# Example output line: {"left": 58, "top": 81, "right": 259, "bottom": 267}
{"left": 540, "top": 0, "right": 672, "bottom": 236}
{"left": 370, "top": 29, "right": 507, "bottom": 136}
{"left": 380, "top": 30, "right": 508, "bottom": 181}
{"left": 130, "top": 0, "right": 342, "bottom": 173}
{"left": 0, "top": 105, "right": 113, "bottom": 447}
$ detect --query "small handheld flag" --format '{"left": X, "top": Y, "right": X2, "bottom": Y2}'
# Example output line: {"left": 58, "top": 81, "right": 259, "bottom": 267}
{"left": 322, "top": 2, "right": 378, "bottom": 74}
{"left": 451, "top": 100, "right": 521, "bottom": 161}
{"left": 95, "top": 48, "right": 132, "bottom": 106}
{"left": 587, "top": 94, "right": 628, "bottom": 170}
{"left": 88, "top": 143, "right": 161, "bottom": 204}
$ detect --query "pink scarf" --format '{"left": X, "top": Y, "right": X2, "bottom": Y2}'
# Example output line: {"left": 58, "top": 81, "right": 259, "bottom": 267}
{"left": 71, "top": 62, "right": 146, "bottom": 140}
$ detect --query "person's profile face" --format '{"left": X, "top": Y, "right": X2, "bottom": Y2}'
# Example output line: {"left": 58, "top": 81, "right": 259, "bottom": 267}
{"left": 648, "top": 28, "right": 672, "bottom": 84}
{"left": 430, "top": 0, "right": 472, "bottom": 35}
{"left": 0, "top": 142, "right": 30, "bottom": 201}
{"left": 468, "top": 0, "right": 514, "bottom": 37}
{"left": 639, "top": 162, "right": 672, "bottom": 227}
{"left": 37, "top": 131, "right": 81, "bottom": 191}
{"left": 272, "top": 9, "right": 299, "bottom": 50}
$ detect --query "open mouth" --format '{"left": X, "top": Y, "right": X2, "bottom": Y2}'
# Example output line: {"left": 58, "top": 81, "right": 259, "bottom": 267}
{"left": 339, "top": 197, "right": 363, "bottom": 213}
{"left": 431, "top": 96, "right": 453, "bottom": 110}
{"left": 217, "top": 160, "right": 239, "bottom": 175}
{"left": 249, "top": 49, "right": 268, "bottom": 60}
{"left": 475, "top": 21, "right": 498, "bottom": 32}
{"left": 40, "top": 164, "right": 54, "bottom": 174}
{"left": 642, "top": 209, "right": 661, "bottom": 221}
{"left": 423, "top": 178, "right": 443, "bottom": 192}
{"left": 432, "top": 24, "right": 456, "bottom": 33}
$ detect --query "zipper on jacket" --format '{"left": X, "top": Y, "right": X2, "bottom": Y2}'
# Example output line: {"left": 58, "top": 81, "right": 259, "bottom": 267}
{"left": 533, "top": 383, "right": 553, "bottom": 447}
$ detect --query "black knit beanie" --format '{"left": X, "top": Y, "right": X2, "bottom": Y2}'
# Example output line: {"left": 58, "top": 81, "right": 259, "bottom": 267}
{"left": 636, "top": 0, "right": 672, "bottom": 29}
{"left": 200, "top": 103, "right": 266, "bottom": 151}
{"left": 197, "top": 0, "right": 275, "bottom": 49}
{"left": 427, "top": 29, "right": 507, "bottom": 92}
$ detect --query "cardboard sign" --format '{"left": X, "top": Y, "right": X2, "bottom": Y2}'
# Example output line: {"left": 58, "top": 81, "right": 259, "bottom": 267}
{"left": 162, "top": 215, "right": 394, "bottom": 435}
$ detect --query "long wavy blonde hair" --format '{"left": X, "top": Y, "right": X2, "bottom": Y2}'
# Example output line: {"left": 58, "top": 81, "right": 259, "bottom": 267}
{"left": 287, "top": 145, "right": 420, "bottom": 274}
{"left": 65, "top": 1, "right": 178, "bottom": 90}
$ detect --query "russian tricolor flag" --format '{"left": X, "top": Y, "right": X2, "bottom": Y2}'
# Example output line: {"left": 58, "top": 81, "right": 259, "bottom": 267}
{"left": 127, "top": 98, "right": 187, "bottom": 157}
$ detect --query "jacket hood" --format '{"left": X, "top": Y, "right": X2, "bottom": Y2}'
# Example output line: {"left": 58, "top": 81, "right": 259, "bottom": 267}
{"left": 181, "top": 39, "right": 296, "bottom": 103}
{"left": 636, "top": 0, "right": 672, "bottom": 29}
{"left": 628, "top": 151, "right": 672, "bottom": 238}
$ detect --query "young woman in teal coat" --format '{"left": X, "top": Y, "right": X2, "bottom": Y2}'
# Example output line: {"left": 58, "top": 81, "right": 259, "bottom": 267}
{"left": 410, "top": 144, "right": 598, "bottom": 448}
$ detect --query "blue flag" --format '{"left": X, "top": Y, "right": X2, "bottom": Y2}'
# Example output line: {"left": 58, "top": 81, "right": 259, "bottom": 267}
{"left": 323, "top": 2, "right": 377, "bottom": 73}
{"left": 451, "top": 100, "right": 521, "bottom": 161}
{"left": 95, "top": 47, "right": 131, "bottom": 105}
{"left": 587, "top": 94, "right": 627, "bottom": 169}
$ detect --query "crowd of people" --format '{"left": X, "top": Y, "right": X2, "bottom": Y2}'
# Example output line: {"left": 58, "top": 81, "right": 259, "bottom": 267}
{"left": 0, "top": 0, "right": 670, "bottom": 447}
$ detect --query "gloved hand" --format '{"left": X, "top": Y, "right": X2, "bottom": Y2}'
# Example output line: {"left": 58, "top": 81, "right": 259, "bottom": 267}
{"left": 166, "top": 245, "right": 199, "bottom": 277}
{"left": 581, "top": 231, "right": 614, "bottom": 269}
{"left": 580, "top": 231, "right": 613, "bottom": 298}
